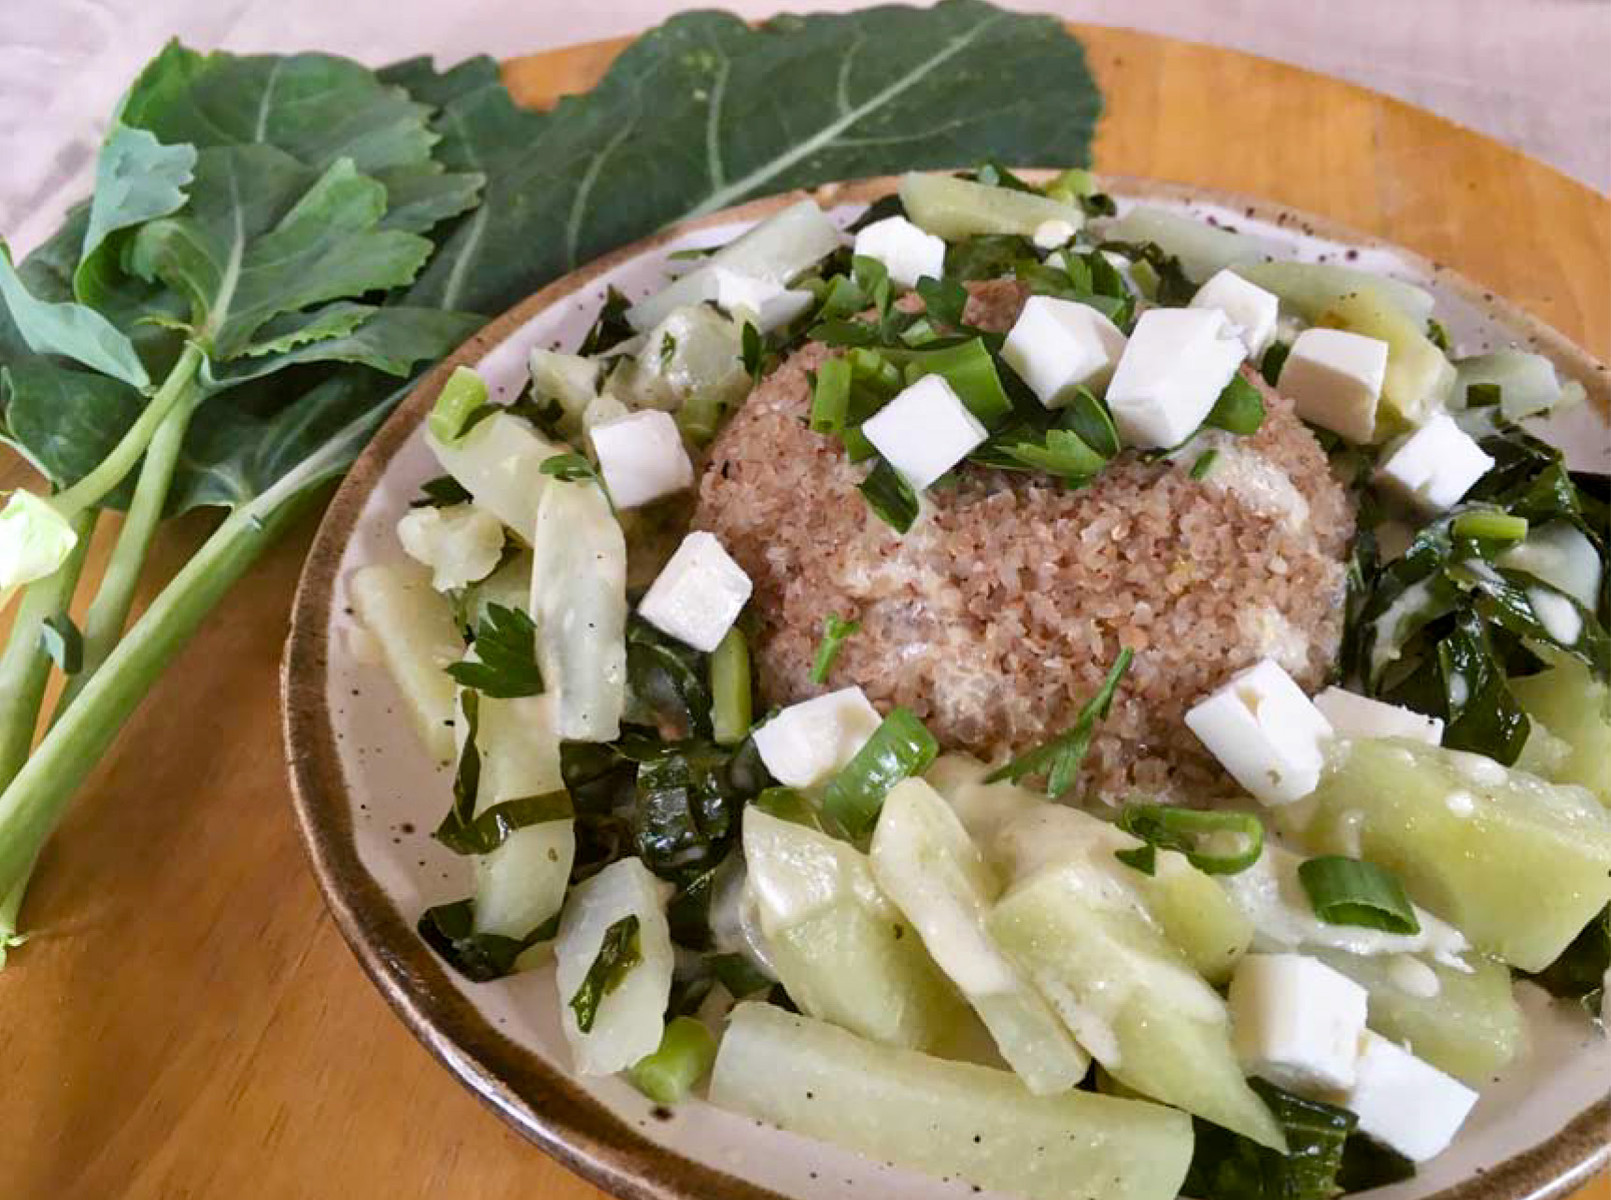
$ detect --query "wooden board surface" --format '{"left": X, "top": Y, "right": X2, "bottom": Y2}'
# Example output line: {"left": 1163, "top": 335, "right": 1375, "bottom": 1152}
{"left": 0, "top": 24, "right": 1605, "bottom": 1200}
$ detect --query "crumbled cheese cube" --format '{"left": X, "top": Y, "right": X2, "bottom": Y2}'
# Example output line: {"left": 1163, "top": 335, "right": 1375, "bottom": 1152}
{"left": 1229, "top": 953, "right": 1369, "bottom": 1092}
{"left": 1327, "top": 1031, "right": 1479, "bottom": 1162}
{"left": 1001, "top": 296, "right": 1128, "bottom": 408}
{"left": 704, "top": 267, "right": 812, "bottom": 333}
{"left": 861, "top": 374, "right": 988, "bottom": 490}
{"left": 853, "top": 216, "right": 946, "bottom": 289}
{"left": 1184, "top": 658, "right": 1335, "bottom": 805}
{"left": 590, "top": 410, "right": 694, "bottom": 510}
{"left": 1105, "top": 308, "right": 1247, "bottom": 448}
{"left": 637, "top": 531, "right": 752, "bottom": 652}
{"left": 1281, "top": 328, "right": 1389, "bottom": 444}
{"left": 1032, "top": 218, "right": 1077, "bottom": 250}
{"left": 1314, "top": 687, "right": 1444, "bottom": 745}
{"left": 1376, "top": 413, "right": 1496, "bottom": 511}
{"left": 752, "top": 687, "right": 884, "bottom": 788}
{"left": 1190, "top": 269, "right": 1280, "bottom": 357}
{"left": 396, "top": 503, "right": 505, "bottom": 592}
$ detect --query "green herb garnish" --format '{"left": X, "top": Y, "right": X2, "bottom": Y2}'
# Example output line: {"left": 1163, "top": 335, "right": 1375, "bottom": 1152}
{"left": 986, "top": 648, "right": 1132, "bottom": 796}
{"left": 1184, "top": 1077, "right": 1360, "bottom": 1200}
{"left": 569, "top": 914, "right": 643, "bottom": 1033}
{"left": 1261, "top": 341, "right": 1291, "bottom": 386}
{"left": 1190, "top": 449, "right": 1220, "bottom": 480}
{"left": 1204, "top": 374, "right": 1265, "bottom": 436}
{"left": 859, "top": 459, "right": 920, "bottom": 533}
{"left": 811, "top": 613, "right": 862, "bottom": 684}
{"left": 411, "top": 473, "right": 473, "bottom": 508}
{"left": 417, "top": 899, "right": 558, "bottom": 982}
{"left": 539, "top": 453, "right": 606, "bottom": 486}
{"left": 446, "top": 604, "right": 544, "bottom": 698}
{"left": 1117, "top": 804, "right": 1265, "bottom": 875}
{"left": 1298, "top": 855, "right": 1421, "bottom": 935}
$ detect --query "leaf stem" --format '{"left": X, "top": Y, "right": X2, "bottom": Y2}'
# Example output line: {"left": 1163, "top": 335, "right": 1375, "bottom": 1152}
{"left": 54, "top": 388, "right": 204, "bottom": 716}
{"left": 0, "top": 488, "right": 315, "bottom": 901}
{"left": 48, "top": 342, "right": 203, "bottom": 517}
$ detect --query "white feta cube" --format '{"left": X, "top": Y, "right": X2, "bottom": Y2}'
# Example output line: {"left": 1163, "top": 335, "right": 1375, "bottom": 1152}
{"left": 1190, "top": 269, "right": 1280, "bottom": 357}
{"left": 752, "top": 687, "right": 884, "bottom": 788}
{"left": 590, "top": 410, "right": 694, "bottom": 510}
{"left": 1229, "top": 953, "right": 1369, "bottom": 1092}
{"left": 395, "top": 503, "right": 505, "bottom": 592}
{"left": 1327, "top": 1031, "right": 1479, "bottom": 1162}
{"left": 637, "top": 531, "right": 752, "bottom": 652}
{"left": 704, "top": 268, "right": 813, "bottom": 333}
{"left": 853, "top": 215, "right": 946, "bottom": 289}
{"left": 1032, "top": 218, "right": 1077, "bottom": 250}
{"left": 1376, "top": 413, "right": 1496, "bottom": 511}
{"left": 1314, "top": 687, "right": 1444, "bottom": 745}
{"left": 1184, "top": 658, "right": 1335, "bottom": 805}
{"left": 861, "top": 374, "right": 988, "bottom": 490}
{"left": 1105, "top": 308, "right": 1247, "bottom": 448}
{"left": 1281, "top": 328, "right": 1388, "bottom": 444}
{"left": 1001, "top": 296, "right": 1128, "bottom": 408}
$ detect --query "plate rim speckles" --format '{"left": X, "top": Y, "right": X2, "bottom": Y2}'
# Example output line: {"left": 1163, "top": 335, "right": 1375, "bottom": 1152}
{"left": 281, "top": 174, "right": 1610, "bottom": 1200}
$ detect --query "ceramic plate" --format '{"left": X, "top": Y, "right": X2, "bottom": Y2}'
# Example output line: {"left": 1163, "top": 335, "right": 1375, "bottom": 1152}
{"left": 283, "top": 176, "right": 1611, "bottom": 1200}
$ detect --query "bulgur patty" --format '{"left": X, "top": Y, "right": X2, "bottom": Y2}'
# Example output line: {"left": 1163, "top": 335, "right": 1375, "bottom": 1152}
{"left": 695, "top": 281, "right": 1356, "bottom": 801}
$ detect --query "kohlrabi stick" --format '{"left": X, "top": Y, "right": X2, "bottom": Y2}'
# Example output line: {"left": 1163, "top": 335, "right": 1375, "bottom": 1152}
{"left": 55, "top": 390, "right": 205, "bottom": 715}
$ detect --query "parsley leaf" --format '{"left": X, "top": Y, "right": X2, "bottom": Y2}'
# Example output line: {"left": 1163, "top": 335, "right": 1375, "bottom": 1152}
{"left": 446, "top": 604, "right": 544, "bottom": 698}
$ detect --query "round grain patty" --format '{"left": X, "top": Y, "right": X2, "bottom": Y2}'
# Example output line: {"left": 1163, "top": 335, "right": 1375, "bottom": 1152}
{"left": 694, "top": 281, "right": 1356, "bottom": 802}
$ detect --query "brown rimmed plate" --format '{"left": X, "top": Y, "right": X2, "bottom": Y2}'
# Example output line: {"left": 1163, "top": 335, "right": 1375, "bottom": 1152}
{"left": 283, "top": 175, "right": 1611, "bottom": 1200}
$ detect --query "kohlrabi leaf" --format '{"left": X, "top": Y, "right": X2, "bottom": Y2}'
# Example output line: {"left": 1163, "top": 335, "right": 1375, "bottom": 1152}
{"left": 122, "top": 42, "right": 440, "bottom": 175}
{"left": 209, "top": 305, "right": 480, "bottom": 384}
{"left": 0, "top": 242, "right": 149, "bottom": 390}
{"left": 127, "top": 147, "right": 434, "bottom": 359}
{"left": 373, "top": 164, "right": 486, "bottom": 234}
{"left": 399, "top": 0, "right": 1100, "bottom": 316}
{"left": 74, "top": 125, "right": 197, "bottom": 306}
{"left": 0, "top": 360, "right": 143, "bottom": 494}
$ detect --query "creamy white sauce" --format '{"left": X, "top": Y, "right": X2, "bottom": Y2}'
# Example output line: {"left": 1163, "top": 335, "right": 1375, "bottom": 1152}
{"left": 1444, "top": 748, "right": 1508, "bottom": 788}
{"left": 1444, "top": 790, "right": 1476, "bottom": 817}
{"left": 1388, "top": 954, "right": 1442, "bottom": 999}
{"left": 1447, "top": 673, "right": 1470, "bottom": 710}
{"left": 1528, "top": 586, "right": 1583, "bottom": 645}
{"left": 1238, "top": 606, "right": 1313, "bottom": 675}
{"left": 1369, "top": 580, "right": 1437, "bottom": 680}
{"left": 1180, "top": 430, "right": 1311, "bottom": 531}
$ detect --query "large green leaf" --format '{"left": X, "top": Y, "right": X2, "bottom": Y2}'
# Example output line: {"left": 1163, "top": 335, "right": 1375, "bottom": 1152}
{"left": 209, "top": 305, "right": 481, "bottom": 384}
{"left": 74, "top": 125, "right": 197, "bottom": 306}
{"left": 399, "top": 0, "right": 1100, "bottom": 317}
{"left": 0, "top": 242, "right": 149, "bottom": 390}
{"left": 127, "top": 147, "right": 434, "bottom": 359}
{"left": 0, "top": 361, "right": 143, "bottom": 494}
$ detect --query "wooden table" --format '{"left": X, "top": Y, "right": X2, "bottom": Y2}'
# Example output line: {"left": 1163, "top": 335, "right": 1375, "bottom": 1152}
{"left": 0, "top": 24, "right": 1605, "bottom": 1200}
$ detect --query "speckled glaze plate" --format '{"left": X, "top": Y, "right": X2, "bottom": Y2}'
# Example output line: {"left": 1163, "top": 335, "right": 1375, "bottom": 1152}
{"left": 282, "top": 176, "right": 1611, "bottom": 1200}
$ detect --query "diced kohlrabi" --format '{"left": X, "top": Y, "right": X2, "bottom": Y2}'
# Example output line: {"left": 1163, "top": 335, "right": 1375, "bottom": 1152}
{"left": 994, "top": 804, "right": 1253, "bottom": 984}
{"left": 1100, "top": 205, "right": 1271, "bottom": 282}
{"left": 619, "top": 305, "right": 751, "bottom": 415}
{"left": 898, "top": 172, "right": 1085, "bottom": 241}
{"left": 349, "top": 561, "right": 464, "bottom": 764}
{"left": 1314, "top": 289, "right": 1456, "bottom": 430}
{"left": 1454, "top": 348, "right": 1585, "bottom": 421}
{"left": 1291, "top": 738, "right": 1611, "bottom": 971}
{"left": 742, "top": 807, "right": 973, "bottom": 1052}
{"left": 1235, "top": 261, "right": 1436, "bottom": 327}
{"left": 627, "top": 199, "right": 841, "bottom": 331}
{"left": 1509, "top": 656, "right": 1611, "bottom": 806}
{"left": 531, "top": 479, "right": 627, "bottom": 742}
{"left": 870, "top": 779, "right": 1090, "bottom": 1095}
{"left": 395, "top": 502, "right": 504, "bottom": 592}
{"left": 710, "top": 1003, "right": 1194, "bottom": 1200}
{"left": 922, "top": 753, "right": 1041, "bottom": 848}
{"left": 989, "top": 865, "right": 1286, "bottom": 1149}
{"left": 1310, "top": 947, "right": 1523, "bottom": 1086}
{"left": 425, "top": 411, "right": 565, "bottom": 540}
{"left": 528, "top": 348, "right": 601, "bottom": 439}
{"left": 462, "top": 550, "right": 533, "bottom": 626}
{"left": 554, "top": 857, "right": 674, "bottom": 1075}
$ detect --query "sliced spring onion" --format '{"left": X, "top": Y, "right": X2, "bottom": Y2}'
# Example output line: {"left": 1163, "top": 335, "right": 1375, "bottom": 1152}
{"left": 709, "top": 627, "right": 752, "bottom": 746}
{"left": 1114, "top": 843, "right": 1157, "bottom": 876}
{"left": 569, "top": 913, "right": 643, "bottom": 1033}
{"left": 809, "top": 358, "right": 853, "bottom": 435}
{"left": 1297, "top": 856, "right": 1422, "bottom": 935}
{"left": 899, "top": 338, "right": 1013, "bottom": 425}
{"left": 1045, "top": 166, "right": 1099, "bottom": 200}
{"left": 899, "top": 318, "right": 941, "bottom": 347}
{"left": 1116, "top": 805, "right": 1265, "bottom": 876}
{"left": 810, "top": 613, "right": 861, "bottom": 685}
{"left": 849, "top": 347, "right": 903, "bottom": 394}
{"left": 1261, "top": 342, "right": 1291, "bottom": 387}
{"left": 1190, "top": 449, "right": 1219, "bottom": 481}
{"left": 1452, "top": 510, "right": 1529, "bottom": 543}
{"left": 753, "top": 785, "right": 840, "bottom": 836}
{"left": 628, "top": 1015, "right": 720, "bottom": 1105}
{"left": 858, "top": 460, "right": 920, "bottom": 533}
{"left": 986, "top": 648, "right": 1132, "bottom": 796}
{"left": 821, "top": 707, "right": 939, "bottom": 839}
{"left": 428, "top": 365, "right": 490, "bottom": 445}
{"left": 1204, "top": 374, "right": 1265, "bottom": 436}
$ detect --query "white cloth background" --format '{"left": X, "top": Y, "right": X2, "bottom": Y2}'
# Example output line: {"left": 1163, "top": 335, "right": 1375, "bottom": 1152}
{"left": 4, "top": 0, "right": 1608, "bottom": 256}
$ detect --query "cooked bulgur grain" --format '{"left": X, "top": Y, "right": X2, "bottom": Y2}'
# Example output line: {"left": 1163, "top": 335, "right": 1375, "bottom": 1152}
{"left": 694, "top": 283, "right": 1355, "bottom": 802}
